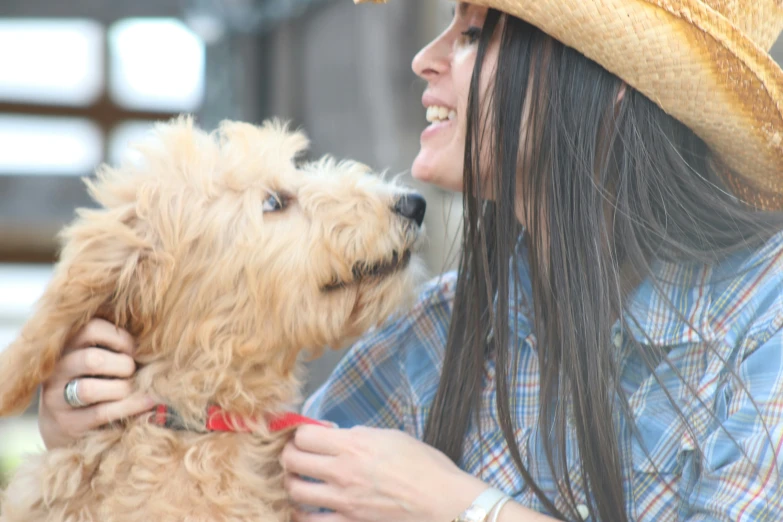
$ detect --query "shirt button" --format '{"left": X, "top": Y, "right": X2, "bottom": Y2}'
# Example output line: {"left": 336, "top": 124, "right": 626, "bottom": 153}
{"left": 612, "top": 330, "right": 624, "bottom": 349}
{"left": 576, "top": 504, "right": 590, "bottom": 520}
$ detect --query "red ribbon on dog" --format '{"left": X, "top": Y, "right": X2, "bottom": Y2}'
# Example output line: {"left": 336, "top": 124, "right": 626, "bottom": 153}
{"left": 152, "top": 404, "right": 329, "bottom": 433}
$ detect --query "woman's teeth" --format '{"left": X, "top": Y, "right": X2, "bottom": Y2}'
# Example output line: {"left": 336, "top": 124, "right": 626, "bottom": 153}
{"left": 426, "top": 105, "right": 457, "bottom": 123}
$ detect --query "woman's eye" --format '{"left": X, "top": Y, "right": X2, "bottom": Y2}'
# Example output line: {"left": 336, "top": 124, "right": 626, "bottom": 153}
{"left": 459, "top": 26, "right": 482, "bottom": 45}
{"left": 262, "top": 193, "right": 286, "bottom": 212}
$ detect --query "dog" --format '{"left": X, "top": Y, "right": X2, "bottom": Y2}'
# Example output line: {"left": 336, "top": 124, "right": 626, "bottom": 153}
{"left": 0, "top": 117, "right": 425, "bottom": 521}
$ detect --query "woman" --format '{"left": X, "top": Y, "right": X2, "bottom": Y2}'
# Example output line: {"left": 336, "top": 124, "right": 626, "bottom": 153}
{"left": 38, "top": 1, "right": 783, "bottom": 521}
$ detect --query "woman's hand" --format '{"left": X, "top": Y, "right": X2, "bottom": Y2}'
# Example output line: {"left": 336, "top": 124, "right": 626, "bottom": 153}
{"left": 38, "top": 318, "right": 154, "bottom": 449}
{"left": 281, "top": 425, "right": 489, "bottom": 522}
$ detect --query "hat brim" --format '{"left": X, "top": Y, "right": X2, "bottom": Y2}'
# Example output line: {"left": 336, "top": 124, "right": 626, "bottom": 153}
{"left": 356, "top": 0, "right": 783, "bottom": 209}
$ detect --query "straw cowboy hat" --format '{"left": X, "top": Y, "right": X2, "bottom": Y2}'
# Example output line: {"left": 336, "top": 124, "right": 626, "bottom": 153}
{"left": 355, "top": 0, "right": 783, "bottom": 211}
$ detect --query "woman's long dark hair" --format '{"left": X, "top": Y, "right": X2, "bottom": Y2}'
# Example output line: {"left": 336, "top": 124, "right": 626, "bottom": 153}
{"left": 423, "top": 10, "right": 783, "bottom": 522}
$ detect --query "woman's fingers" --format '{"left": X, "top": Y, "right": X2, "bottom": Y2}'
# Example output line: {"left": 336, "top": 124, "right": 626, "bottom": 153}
{"left": 292, "top": 425, "right": 345, "bottom": 456}
{"left": 38, "top": 318, "right": 142, "bottom": 449}
{"left": 66, "top": 318, "right": 136, "bottom": 356}
{"left": 38, "top": 346, "right": 140, "bottom": 448}
{"left": 282, "top": 441, "right": 338, "bottom": 481}
{"left": 57, "top": 347, "right": 136, "bottom": 383}
{"left": 76, "top": 393, "right": 156, "bottom": 428}
{"left": 65, "top": 378, "right": 133, "bottom": 407}
{"left": 54, "top": 393, "right": 155, "bottom": 435}
{"left": 41, "top": 367, "right": 150, "bottom": 431}
{"left": 38, "top": 391, "right": 154, "bottom": 449}
{"left": 285, "top": 474, "right": 344, "bottom": 513}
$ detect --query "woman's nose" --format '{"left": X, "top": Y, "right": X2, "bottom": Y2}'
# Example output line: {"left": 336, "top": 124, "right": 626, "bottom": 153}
{"left": 412, "top": 36, "right": 449, "bottom": 80}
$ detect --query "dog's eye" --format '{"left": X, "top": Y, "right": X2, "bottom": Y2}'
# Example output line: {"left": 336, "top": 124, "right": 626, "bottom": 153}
{"left": 262, "top": 193, "right": 286, "bottom": 213}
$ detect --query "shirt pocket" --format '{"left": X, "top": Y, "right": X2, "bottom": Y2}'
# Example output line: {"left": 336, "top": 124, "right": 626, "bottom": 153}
{"left": 630, "top": 404, "right": 688, "bottom": 521}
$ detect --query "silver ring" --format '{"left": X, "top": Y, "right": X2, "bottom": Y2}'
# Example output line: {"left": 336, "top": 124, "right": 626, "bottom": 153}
{"left": 63, "top": 379, "right": 87, "bottom": 409}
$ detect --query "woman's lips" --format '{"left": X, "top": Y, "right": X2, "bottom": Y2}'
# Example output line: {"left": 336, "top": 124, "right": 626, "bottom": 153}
{"left": 421, "top": 118, "right": 455, "bottom": 140}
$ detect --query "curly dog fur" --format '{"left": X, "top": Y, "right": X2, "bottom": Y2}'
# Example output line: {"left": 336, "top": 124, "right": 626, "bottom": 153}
{"left": 0, "top": 117, "right": 424, "bottom": 521}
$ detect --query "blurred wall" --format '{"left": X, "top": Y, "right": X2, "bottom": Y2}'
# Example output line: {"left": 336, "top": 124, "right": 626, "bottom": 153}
{"left": 0, "top": 0, "right": 193, "bottom": 261}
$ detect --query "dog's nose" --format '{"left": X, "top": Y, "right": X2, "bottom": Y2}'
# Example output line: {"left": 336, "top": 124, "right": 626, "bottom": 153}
{"left": 393, "top": 193, "right": 427, "bottom": 227}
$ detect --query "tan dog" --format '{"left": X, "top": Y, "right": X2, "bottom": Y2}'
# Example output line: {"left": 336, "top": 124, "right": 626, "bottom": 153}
{"left": 0, "top": 117, "right": 425, "bottom": 521}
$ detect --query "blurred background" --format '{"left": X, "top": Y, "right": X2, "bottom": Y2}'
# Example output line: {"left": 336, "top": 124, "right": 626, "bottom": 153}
{"left": 0, "top": 0, "right": 464, "bottom": 484}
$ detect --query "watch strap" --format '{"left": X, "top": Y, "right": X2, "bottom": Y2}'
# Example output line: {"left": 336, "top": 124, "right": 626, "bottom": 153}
{"left": 489, "top": 496, "right": 512, "bottom": 522}
{"left": 453, "top": 487, "right": 508, "bottom": 522}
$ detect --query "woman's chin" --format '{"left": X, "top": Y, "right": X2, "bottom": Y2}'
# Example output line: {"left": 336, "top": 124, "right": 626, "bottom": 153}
{"left": 412, "top": 154, "right": 463, "bottom": 192}
{"left": 410, "top": 160, "right": 432, "bottom": 183}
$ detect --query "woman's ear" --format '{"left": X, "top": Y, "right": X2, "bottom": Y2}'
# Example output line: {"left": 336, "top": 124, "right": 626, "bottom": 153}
{"left": 0, "top": 206, "right": 154, "bottom": 416}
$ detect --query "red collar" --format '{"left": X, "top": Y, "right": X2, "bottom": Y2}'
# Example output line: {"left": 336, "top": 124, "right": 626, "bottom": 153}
{"left": 152, "top": 404, "right": 328, "bottom": 433}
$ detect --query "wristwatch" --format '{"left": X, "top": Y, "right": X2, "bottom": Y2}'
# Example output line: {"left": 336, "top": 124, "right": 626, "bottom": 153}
{"left": 453, "top": 487, "right": 509, "bottom": 522}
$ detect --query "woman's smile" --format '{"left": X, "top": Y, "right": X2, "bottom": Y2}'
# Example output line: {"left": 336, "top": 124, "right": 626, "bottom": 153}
{"left": 421, "top": 94, "right": 457, "bottom": 141}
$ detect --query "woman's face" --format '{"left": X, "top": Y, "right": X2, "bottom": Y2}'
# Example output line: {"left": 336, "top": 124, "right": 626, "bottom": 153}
{"left": 411, "top": 4, "right": 498, "bottom": 192}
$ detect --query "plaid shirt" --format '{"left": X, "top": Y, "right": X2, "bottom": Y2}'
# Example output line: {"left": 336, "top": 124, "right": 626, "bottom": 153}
{"left": 303, "top": 232, "right": 783, "bottom": 521}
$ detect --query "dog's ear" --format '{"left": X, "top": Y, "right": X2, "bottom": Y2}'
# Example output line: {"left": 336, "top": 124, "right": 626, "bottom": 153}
{"left": 0, "top": 203, "right": 162, "bottom": 416}
{"left": 218, "top": 118, "right": 310, "bottom": 163}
